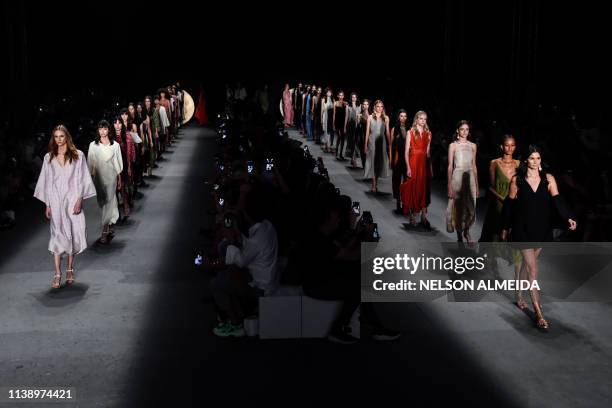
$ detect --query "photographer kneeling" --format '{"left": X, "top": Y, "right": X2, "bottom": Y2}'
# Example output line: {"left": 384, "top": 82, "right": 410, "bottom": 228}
{"left": 303, "top": 195, "right": 401, "bottom": 344}
{"left": 211, "top": 189, "right": 279, "bottom": 338}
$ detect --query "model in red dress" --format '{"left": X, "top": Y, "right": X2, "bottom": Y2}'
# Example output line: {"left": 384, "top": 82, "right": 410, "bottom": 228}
{"left": 400, "top": 110, "right": 432, "bottom": 227}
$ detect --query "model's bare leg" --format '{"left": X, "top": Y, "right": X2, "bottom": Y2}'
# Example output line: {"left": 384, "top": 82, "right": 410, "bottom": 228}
{"left": 515, "top": 260, "right": 528, "bottom": 310}
{"left": 52, "top": 254, "right": 62, "bottom": 288}
{"left": 522, "top": 248, "right": 547, "bottom": 328}
{"left": 66, "top": 255, "right": 75, "bottom": 284}
{"left": 100, "top": 224, "right": 110, "bottom": 244}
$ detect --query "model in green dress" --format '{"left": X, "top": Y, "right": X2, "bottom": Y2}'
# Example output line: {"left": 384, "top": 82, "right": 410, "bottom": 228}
{"left": 479, "top": 135, "right": 525, "bottom": 309}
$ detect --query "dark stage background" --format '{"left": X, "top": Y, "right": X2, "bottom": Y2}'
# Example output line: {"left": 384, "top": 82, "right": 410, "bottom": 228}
{"left": 3, "top": 1, "right": 609, "bottom": 124}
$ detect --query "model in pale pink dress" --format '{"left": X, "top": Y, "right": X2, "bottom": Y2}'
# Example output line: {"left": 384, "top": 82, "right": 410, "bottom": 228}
{"left": 282, "top": 84, "right": 294, "bottom": 127}
{"left": 34, "top": 125, "right": 96, "bottom": 289}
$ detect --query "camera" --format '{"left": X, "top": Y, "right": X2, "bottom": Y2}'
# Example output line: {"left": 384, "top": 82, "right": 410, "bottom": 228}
{"left": 352, "top": 202, "right": 361, "bottom": 216}
{"left": 372, "top": 223, "right": 380, "bottom": 241}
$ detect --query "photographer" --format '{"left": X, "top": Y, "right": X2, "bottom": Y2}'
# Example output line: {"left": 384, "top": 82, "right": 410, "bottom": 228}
{"left": 302, "top": 194, "right": 400, "bottom": 344}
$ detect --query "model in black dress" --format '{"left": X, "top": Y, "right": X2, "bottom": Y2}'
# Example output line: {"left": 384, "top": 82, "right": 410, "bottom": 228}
{"left": 501, "top": 145, "right": 577, "bottom": 329}
{"left": 391, "top": 110, "right": 409, "bottom": 212}
{"left": 312, "top": 87, "right": 321, "bottom": 143}
{"left": 333, "top": 91, "right": 348, "bottom": 160}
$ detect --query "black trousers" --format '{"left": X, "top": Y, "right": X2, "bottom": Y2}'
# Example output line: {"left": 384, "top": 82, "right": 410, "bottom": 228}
{"left": 211, "top": 266, "right": 263, "bottom": 324}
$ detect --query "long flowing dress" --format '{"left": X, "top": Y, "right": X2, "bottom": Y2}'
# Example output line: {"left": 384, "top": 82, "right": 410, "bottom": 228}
{"left": 160, "top": 99, "right": 172, "bottom": 138}
{"left": 479, "top": 160, "right": 519, "bottom": 241}
{"left": 115, "top": 132, "right": 135, "bottom": 207}
{"left": 391, "top": 125, "right": 408, "bottom": 199}
{"left": 146, "top": 108, "right": 157, "bottom": 169}
{"left": 363, "top": 116, "right": 389, "bottom": 179}
{"left": 312, "top": 95, "right": 321, "bottom": 142}
{"left": 159, "top": 106, "right": 170, "bottom": 134}
{"left": 283, "top": 90, "right": 293, "bottom": 126}
{"left": 305, "top": 93, "right": 313, "bottom": 140}
{"left": 479, "top": 159, "right": 522, "bottom": 264}
{"left": 346, "top": 104, "right": 360, "bottom": 157}
{"left": 87, "top": 141, "right": 124, "bottom": 226}
{"left": 321, "top": 97, "right": 334, "bottom": 145}
{"left": 334, "top": 102, "right": 347, "bottom": 154}
{"left": 445, "top": 141, "right": 477, "bottom": 232}
{"left": 356, "top": 112, "right": 368, "bottom": 168}
{"left": 34, "top": 151, "right": 97, "bottom": 256}
{"left": 400, "top": 128, "right": 431, "bottom": 214}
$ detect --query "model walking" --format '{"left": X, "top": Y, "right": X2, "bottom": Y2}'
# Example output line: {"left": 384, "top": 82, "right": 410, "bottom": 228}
{"left": 34, "top": 125, "right": 96, "bottom": 288}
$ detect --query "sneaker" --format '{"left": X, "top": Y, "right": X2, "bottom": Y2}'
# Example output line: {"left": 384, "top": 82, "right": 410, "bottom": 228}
{"left": 371, "top": 327, "right": 402, "bottom": 341}
{"left": 213, "top": 322, "right": 245, "bottom": 338}
{"left": 327, "top": 326, "right": 359, "bottom": 344}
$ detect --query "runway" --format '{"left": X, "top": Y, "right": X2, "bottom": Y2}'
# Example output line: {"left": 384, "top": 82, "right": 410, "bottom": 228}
{"left": 0, "top": 126, "right": 216, "bottom": 406}
{"left": 293, "top": 130, "right": 612, "bottom": 408}
{"left": 0, "top": 124, "right": 610, "bottom": 407}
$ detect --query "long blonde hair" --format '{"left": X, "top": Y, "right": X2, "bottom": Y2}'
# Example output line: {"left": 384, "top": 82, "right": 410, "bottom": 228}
{"left": 48, "top": 125, "right": 79, "bottom": 163}
{"left": 371, "top": 99, "right": 387, "bottom": 122}
{"left": 411, "top": 110, "right": 430, "bottom": 139}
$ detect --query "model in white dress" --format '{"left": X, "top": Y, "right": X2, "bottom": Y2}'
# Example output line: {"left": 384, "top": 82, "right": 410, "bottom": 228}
{"left": 87, "top": 140, "right": 124, "bottom": 230}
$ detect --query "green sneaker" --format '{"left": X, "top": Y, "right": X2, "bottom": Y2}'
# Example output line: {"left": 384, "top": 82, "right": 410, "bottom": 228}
{"left": 213, "top": 322, "right": 245, "bottom": 338}
{"left": 212, "top": 321, "right": 229, "bottom": 336}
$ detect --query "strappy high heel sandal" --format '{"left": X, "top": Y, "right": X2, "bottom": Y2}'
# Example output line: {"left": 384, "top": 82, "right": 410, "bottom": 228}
{"left": 66, "top": 268, "right": 75, "bottom": 284}
{"left": 99, "top": 230, "right": 110, "bottom": 244}
{"left": 51, "top": 272, "right": 61, "bottom": 289}
{"left": 534, "top": 304, "right": 549, "bottom": 330}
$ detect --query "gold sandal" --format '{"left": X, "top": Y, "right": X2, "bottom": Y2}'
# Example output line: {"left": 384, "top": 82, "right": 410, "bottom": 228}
{"left": 51, "top": 273, "right": 61, "bottom": 289}
{"left": 534, "top": 305, "right": 549, "bottom": 330}
{"left": 66, "top": 268, "right": 75, "bottom": 284}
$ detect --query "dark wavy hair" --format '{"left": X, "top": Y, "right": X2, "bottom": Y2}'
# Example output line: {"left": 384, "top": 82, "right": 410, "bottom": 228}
{"left": 112, "top": 116, "right": 127, "bottom": 141}
{"left": 394, "top": 109, "right": 409, "bottom": 131}
{"left": 517, "top": 144, "right": 549, "bottom": 184}
{"left": 95, "top": 119, "right": 115, "bottom": 145}
{"left": 323, "top": 87, "right": 333, "bottom": 104}
{"left": 120, "top": 108, "right": 134, "bottom": 131}
{"left": 144, "top": 95, "right": 155, "bottom": 117}
{"left": 361, "top": 99, "right": 372, "bottom": 116}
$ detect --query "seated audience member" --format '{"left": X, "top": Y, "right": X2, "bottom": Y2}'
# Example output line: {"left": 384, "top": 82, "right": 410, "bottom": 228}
{"left": 302, "top": 196, "right": 401, "bottom": 344}
{"left": 211, "top": 189, "right": 279, "bottom": 337}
